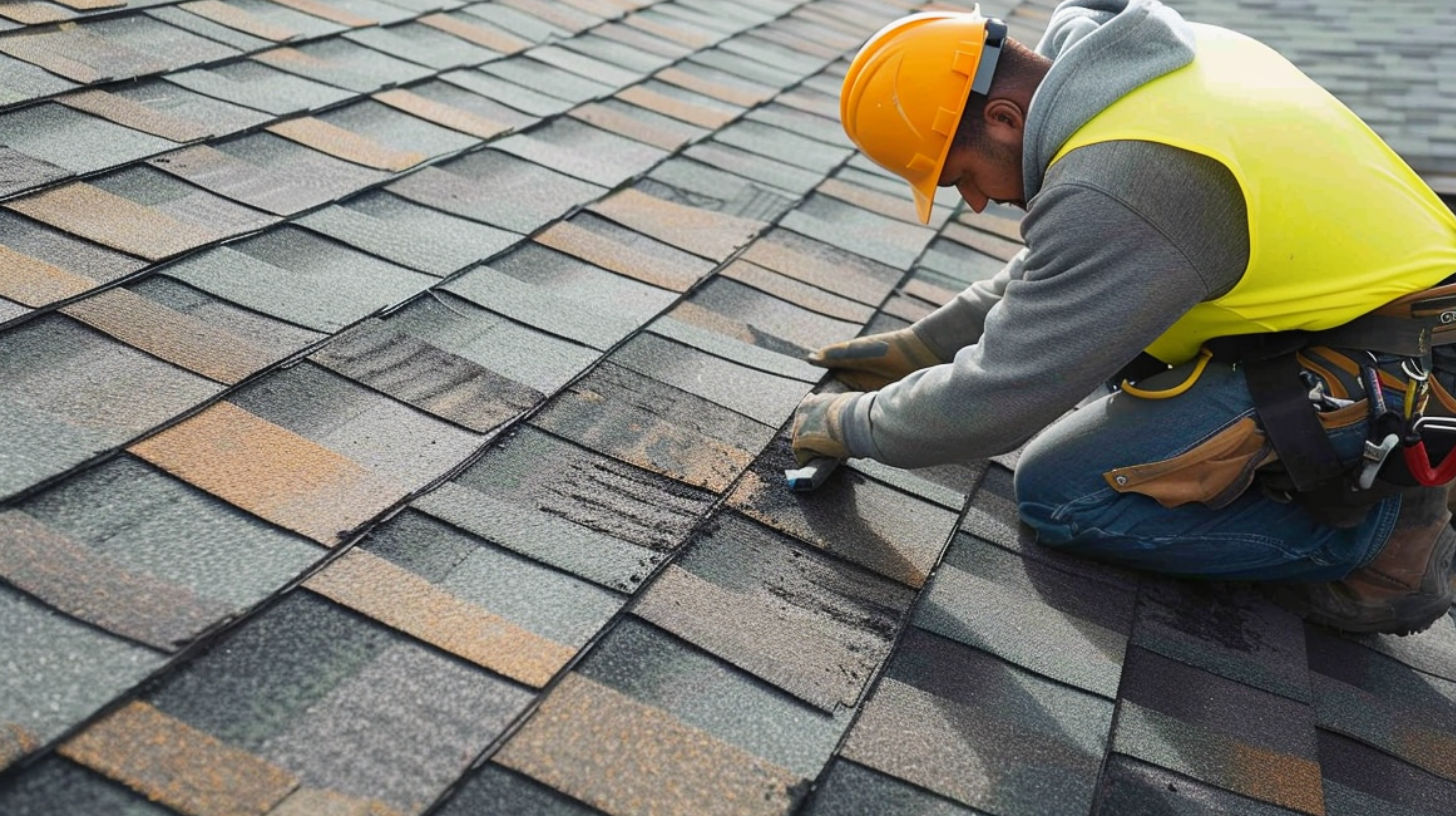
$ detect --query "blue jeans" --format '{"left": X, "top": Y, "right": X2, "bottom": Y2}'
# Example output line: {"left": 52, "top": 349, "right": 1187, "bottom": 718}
{"left": 1015, "top": 359, "right": 1401, "bottom": 582}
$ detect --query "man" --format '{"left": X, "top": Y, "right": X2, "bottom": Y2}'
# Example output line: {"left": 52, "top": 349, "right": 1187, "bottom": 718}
{"left": 791, "top": 0, "right": 1456, "bottom": 634}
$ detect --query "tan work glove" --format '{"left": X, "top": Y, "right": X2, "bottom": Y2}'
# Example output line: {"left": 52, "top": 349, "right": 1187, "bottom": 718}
{"left": 807, "top": 328, "right": 944, "bottom": 391}
{"left": 790, "top": 392, "right": 861, "bottom": 465}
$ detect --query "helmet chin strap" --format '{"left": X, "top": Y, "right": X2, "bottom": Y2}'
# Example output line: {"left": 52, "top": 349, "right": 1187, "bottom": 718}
{"left": 971, "top": 19, "right": 1007, "bottom": 97}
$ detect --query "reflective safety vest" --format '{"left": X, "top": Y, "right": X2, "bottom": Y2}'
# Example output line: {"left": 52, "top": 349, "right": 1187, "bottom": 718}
{"left": 1050, "top": 24, "right": 1456, "bottom": 366}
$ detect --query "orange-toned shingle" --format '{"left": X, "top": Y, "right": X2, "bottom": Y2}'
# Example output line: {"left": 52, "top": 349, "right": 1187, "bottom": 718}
{"left": 373, "top": 88, "right": 512, "bottom": 140}
{"left": 267, "top": 116, "right": 427, "bottom": 172}
{"left": 5, "top": 183, "right": 221, "bottom": 261}
{"left": 60, "top": 701, "right": 300, "bottom": 816}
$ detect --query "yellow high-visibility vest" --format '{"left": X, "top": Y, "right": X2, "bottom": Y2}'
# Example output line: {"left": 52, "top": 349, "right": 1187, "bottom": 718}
{"left": 1050, "top": 24, "right": 1456, "bottom": 365}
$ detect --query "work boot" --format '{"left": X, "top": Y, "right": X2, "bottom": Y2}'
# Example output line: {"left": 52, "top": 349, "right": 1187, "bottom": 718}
{"left": 1275, "top": 487, "right": 1456, "bottom": 636}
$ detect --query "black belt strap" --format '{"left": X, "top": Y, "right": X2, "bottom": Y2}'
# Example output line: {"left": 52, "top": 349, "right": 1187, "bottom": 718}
{"left": 1243, "top": 351, "right": 1346, "bottom": 492}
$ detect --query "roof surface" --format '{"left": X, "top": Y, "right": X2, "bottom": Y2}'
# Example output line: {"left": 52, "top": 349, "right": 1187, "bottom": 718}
{"left": 2, "top": 0, "right": 1456, "bottom": 814}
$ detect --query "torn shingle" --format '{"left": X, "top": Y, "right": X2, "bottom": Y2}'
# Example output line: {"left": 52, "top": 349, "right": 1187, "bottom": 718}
{"left": 532, "top": 361, "right": 776, "bottom": 493}
{"left": 59, "top": 701, "right": 300, "bottom": 816}
{"left": 166, "top": 59, "right": 354, "bottom": 115}
{"left": 727, "top": 435, "right": 959, "bottom": 589}
{"left": 803, "top": 759, "right": 982, "bottom": 816}
{"left": 1132, "top": 578, "right": 1311, "bottom": 703}
{"left": 632, "top": 511, "right": 913, "bottom": 710}
{"left": 296, "top": 190, "right": 520, "bottom": 277}
{"left": 150, "top": 135, "right": 387, "bottom": 216}
{"left": 609, "top": 332, "right": 812, "bottom": 426}
{"left": 129, "top": 400, "right": 406, "bottom": 546}
{"left": 579, "top": 616, "right": 850, "bottom": 777}
{"left": 304, "top": 548, "right": 575, "bottom": 687}
{"left": 1114, "top": 646, "right": 1325, "bottom": 814}
{"left": 534, "top": 216, "right": 710, "bottom": 292}
{"left": 0, "top": 316, "right": 222, "bottom": 500}
{"left": 254, "top": 40, "right": 432, "bottom": 93}
{"left": 443, "top": 262, "right": 641, "bottom": 350}
{"left": 842, "top": 626, "right": 1113, "bottom": 816}
{"left": 496, "top": 117, "right": 668, "bottom": 187}
{"left": 388, "top": 150, "right": 606, "bottom": 234}
{"left": 589, "top": 186, "right": 765, "bottom": 260}
{"left": 495, "top": 673, "right": 805, "bottom": 816}
{"left": 914, "top": 534, "right": 1135, "bottom": 698}
{"left": 309, "top": 318, "right": 543, "bottom": 432}
{"left": 0, "top": 509, "right": 231, "bottom": 652}
{"left": 364, "top": 509, "right": 625, "bottom": 647}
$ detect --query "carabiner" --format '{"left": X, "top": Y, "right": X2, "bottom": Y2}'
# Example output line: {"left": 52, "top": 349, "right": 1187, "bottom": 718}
{"left": 1402, "top": 416, "right": 1456, "bottom": 486}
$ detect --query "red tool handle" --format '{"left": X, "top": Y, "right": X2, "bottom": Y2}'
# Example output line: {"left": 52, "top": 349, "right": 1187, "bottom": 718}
{"left": 1403, "top": 440, "right": 1456, "bottom": 486}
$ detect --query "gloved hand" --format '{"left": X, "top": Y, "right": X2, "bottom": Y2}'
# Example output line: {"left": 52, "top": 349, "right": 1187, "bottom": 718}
{"left": 807, "top": 328, "right": 944, "bottom": 391}
{"left": 790, "top": 392, "right": 861, "bottom": 465}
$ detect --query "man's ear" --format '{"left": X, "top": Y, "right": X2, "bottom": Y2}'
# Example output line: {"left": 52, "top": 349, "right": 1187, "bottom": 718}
{"left": 982, "top": 98, "right": 1026, "bottom": 141}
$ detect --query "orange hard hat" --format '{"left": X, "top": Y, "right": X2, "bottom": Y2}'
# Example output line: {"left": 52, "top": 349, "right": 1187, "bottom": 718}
{"left": 840, "top": 10, "right": 1007, "bottom": 224}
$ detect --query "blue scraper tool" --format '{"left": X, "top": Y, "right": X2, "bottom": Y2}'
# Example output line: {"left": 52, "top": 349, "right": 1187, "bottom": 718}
{"left": 784, "top": 457, "right": 841, "bottom": 492}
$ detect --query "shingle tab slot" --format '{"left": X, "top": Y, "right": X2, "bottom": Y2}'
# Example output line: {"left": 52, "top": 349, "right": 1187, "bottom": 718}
{"left": 305, "top": 548, "right": 574, "bottom": 687}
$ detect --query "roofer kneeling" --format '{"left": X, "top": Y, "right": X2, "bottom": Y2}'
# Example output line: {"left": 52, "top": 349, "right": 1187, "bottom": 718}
{"left": 792, "top": 0, "right": 1456, "bottom": 635}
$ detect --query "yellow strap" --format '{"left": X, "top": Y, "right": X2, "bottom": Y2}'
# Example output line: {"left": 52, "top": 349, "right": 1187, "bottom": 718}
{"left": 1121, "top": 347, "right": 1214, "bottom": 400}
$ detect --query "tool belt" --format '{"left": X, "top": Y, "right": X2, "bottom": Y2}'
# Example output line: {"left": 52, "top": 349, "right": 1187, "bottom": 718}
{"left": 1114, "top": 278, "right": 1456, "bottom": 528}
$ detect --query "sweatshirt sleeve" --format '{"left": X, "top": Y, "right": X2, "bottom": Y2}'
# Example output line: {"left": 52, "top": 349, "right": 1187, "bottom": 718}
{"left": 838, "top": 144, "right": 1248, "bottom": 468}
{"left": 910, "top": 248, "right": 1025, "bottom": 360}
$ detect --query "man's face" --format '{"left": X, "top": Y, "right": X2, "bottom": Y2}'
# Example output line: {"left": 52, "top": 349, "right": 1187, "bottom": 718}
{"left": 936, "top": 98, "right": 1027, "bottom": 212}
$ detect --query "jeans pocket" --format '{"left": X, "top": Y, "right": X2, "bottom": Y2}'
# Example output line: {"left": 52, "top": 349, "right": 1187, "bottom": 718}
{"left": 1102, "top": 416, "right": 1276, "bottom": 510}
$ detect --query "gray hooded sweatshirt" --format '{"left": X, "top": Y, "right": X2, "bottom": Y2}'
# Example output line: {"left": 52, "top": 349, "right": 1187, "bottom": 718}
{"left": 839, "top": 0, "right": 1252, "bottom": 467}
